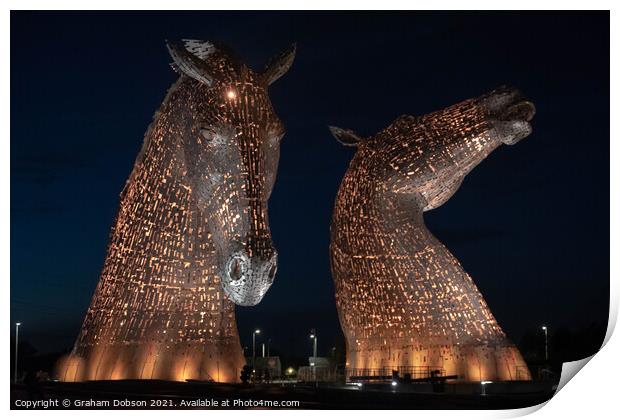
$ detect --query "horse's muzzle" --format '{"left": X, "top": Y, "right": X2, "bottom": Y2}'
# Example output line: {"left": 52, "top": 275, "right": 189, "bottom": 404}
{"left": 220, "top": 249, "right": 278, "bottom": 306}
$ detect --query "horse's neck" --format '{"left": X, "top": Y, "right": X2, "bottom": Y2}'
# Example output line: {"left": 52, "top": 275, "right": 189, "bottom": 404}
{"left": 334, "top": 173, "right": 505, "bottom": 345}
{"left": 334, "top": 170, "right": 431, "bottom": 259}
{"left": 118, "top": 77, "right": 219, "bottom": 282}
{"left": 123, "top": 78, "right": 187, "bottom": 195}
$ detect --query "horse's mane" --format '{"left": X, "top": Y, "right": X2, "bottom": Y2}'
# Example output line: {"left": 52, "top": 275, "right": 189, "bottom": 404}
{"left": 121, "top": 77, "right": 187, "bottom": 199}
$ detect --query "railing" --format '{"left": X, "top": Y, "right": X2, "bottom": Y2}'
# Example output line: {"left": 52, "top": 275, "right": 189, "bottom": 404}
{"left": 524, "top": 364, "right": 559, "bottom": 381}
{"left": 298, "top": 366, "right": 340, "bottom": 382}
{"left": 294, "top": 363, "right": 556, "bottom": 384}
{"left": 346, "top": 366, "right": 445, "bottom": 382}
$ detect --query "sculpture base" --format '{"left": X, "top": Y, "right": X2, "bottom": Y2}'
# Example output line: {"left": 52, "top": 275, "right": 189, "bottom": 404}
{"left": 346, "top": 339, "right": 531, "bottom": 382}
{"left": 55, "top": 341, "right": 245, "bottom": 383}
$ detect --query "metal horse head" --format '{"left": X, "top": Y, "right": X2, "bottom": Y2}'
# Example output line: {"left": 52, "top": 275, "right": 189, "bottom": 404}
{"left": 167, "top": 39, "right": 295, "bottom": 306}
{"left": 329, "top": 86, "right": 535, "bottom": 213}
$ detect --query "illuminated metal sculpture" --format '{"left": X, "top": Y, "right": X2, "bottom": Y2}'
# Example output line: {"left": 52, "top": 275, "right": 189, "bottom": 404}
{"left": 56, "top": 40, "right": 295, "bottom": 382}
{"left": 330, "top": 87, "right": 535, "bottom": 382}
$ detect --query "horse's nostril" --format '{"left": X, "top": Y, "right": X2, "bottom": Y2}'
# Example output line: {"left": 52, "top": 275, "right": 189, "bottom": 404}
{"left": 500, "top": 101, "right": 536, "bottom": 122}
{"left": 229, "top": 258, "right": 244, "bottom": 281}
{"left": 268, "top": 263, "right": 277, "bottom": 281}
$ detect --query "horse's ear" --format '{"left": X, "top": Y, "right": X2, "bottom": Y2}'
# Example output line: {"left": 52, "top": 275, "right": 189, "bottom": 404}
{"left": 166, "top": 40, "right": 215, "bottom": 86}
{"left": 329, "top": 126, "right": 364, "bottom": 147}
{"left": 261, "top": 43, "right": 296, "bottom": 85}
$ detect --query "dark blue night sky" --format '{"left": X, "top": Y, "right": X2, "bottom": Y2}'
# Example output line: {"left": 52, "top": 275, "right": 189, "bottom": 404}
{"left": 11, "top": 11, "right": 609, "bottom": 360}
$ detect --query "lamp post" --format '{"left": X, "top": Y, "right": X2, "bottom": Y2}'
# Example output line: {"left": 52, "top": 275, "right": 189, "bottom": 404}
{"left": 310, "top": 329, "right": 317, "bottom": 358}
{"left": 542, "top": 326, "right": 548, "bottom": 361}
{"left": 252, "top": 329, "right": 261, "bottom": 368}
{"left": 310, "top": 329, "right": 318, "bottom": 383}
{"left": 14, "top": 322, "right": 21, "bottom": 384}
{"left": 481, "top": 381, "right": 492, "bottom": 396}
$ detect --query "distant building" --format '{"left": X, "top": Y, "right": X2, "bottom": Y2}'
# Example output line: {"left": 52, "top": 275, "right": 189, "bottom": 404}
{"left": 298, "top": 357, "right": 338, "bottom": 382}
{"left": 253, "top": 356, "right": 281, "bottom": 379}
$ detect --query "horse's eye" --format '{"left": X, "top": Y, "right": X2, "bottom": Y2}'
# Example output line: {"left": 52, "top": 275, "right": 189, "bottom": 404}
{"left": 199, "top": 128, "right": 216, "bottom": 141}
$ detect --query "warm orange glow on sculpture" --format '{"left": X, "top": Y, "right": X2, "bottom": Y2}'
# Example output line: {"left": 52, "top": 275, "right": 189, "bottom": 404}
{"left": 55, "top": 39, "right": 295, "bottom": 382}
{"left": 330, "top": 87, "right": 535, "bottom": 382}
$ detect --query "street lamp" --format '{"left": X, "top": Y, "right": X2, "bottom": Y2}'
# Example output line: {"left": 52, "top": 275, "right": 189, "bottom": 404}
{"left": 14, "top": 322, "right": 21, "bottom": 384}
{"left": 542, "top": 326, "right": 548, "bottom": 361}
{"left": 309, "top": 329, "right": 317, "bottom": 358}
{"left": 309, "top": 329, "right": 318, "bottom": 383}
{"left": 481, "top": 380, "right": 492, "bottom": 396}
{"left": 252, "top": 329, "right": 261, "bottom": 368}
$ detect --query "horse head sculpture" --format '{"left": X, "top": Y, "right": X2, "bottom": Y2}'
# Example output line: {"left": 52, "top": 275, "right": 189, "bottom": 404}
{"left": 329, "top": 86, "right": 535, "bottom": 381}
{"left": 167, "top": 40, "right": 295, "bottom": 305}
{"left": 56, "top": 40, "right": 295, "bottom": 382}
